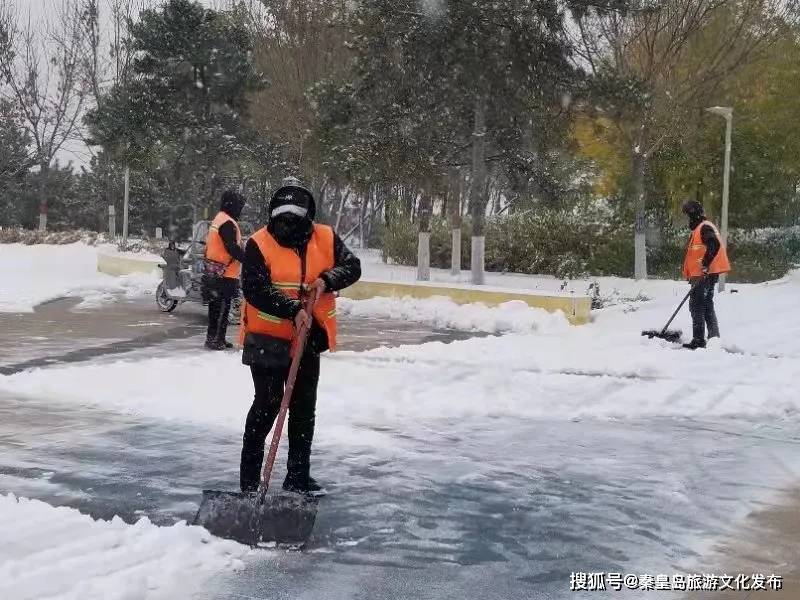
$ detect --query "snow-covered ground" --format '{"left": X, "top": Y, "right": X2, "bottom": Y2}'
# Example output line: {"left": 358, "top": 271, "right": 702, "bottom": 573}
{"left": 0, "top": 494, "right": 248, "bottom": 600}
{"left": 0, "top": 243, "right": 158, "bottom": 312}
{"left": 2, "top": 242, "right": 800, "bottom": 598}
{"left": 2, "top": 269, "right": 798, "bottom": 429}
{"left": 0, "top": 241, "right": 704, "bottom": 315}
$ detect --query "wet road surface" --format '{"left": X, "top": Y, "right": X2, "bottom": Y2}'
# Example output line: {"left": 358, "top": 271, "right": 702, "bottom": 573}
{"left": 0, "top": 296, "right": 477, "bottom": 375}
{"left": 2, "top": 390, "right": 800, "bottom": 599}
{"left": 2, "top": 295, "right": 800, "bottom": 599}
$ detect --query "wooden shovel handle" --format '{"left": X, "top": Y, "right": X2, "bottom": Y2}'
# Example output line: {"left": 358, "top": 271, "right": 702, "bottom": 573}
{"left": 258, "top": 293, "right": 316, "bottom": 500}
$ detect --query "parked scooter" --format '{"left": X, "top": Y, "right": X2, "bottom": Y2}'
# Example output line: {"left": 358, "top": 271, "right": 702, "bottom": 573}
{"left": 155, "top": 220, "right": 248, "bottom": 324}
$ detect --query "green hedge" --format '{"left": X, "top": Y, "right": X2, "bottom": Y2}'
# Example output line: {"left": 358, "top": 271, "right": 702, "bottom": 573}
{"left": 649, "top": 225, "right": 800, "bottom": 282}
{"left": 382, "top": 218, "right": 471, "bottom": 268}
{"left": 381, "top": 214, "right": 800, "bottom": 283}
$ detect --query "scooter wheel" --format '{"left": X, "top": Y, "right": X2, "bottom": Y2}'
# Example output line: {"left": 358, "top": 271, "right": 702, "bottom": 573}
{"left": 156, "top": 282, "right": 179, "bottom": 313}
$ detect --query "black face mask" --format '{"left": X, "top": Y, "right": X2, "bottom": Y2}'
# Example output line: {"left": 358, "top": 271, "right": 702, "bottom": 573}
{"left": 687, "top": 214, "right": 704, "bottom": 230}
{"left": 269, "top": 213, "right": 313, "bottom": 249}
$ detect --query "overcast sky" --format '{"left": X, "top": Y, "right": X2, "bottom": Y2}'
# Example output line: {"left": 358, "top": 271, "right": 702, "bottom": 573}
{"left": 10, "top": 0, "right": 226, "bottom": 167}
{"left": 17, "top": 0, "right": 222, "bottom": 21}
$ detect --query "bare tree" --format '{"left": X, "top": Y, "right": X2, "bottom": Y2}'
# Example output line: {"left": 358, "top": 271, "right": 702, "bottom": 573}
{"left": 572, "top": 0, "right": 796, "bottom": 278}
{"left": 247, "top": 0, "right": 352, "bottom": 201}
{"left": 80, "top": 0, "right": 145, "bottom": 232}
{"left": 0, "top": 0, "right": 90, "bottom": 230}
{"left": 82, "top": 0, "right": 147, "bottom": 112}
{"left": 82, "top": 0, "right": 135, "bottom": 106}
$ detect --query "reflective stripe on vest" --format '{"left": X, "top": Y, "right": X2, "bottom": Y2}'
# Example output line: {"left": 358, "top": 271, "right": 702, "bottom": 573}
{"left": 205, "top": 211, "right": 242, "bottom": 279}
{"left": 256, "top": 311, "right": 283, "bottom": 324}
{"left": 682, "top": 220, "right": 731, "bottom": 279}
{"left": 241, "top": 224, "right": 338, "bottom": 351}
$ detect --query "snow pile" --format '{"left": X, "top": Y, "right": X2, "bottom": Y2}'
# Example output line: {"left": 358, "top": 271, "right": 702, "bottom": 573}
{"left": 73, "top": 272, "right": 160, "bottom": 310}
{"left": 3, "top": 269, "right": 800, "bottom": 430}
{"left": 0, "top": 243, "right": 158, "bottom": 312}
{"left": 0, "top": 494, "right": 249, "bottom": 600}
{"left": 338, "top": 296, "right": 570, "bottom": 334}
{"left": 1, "top": 256, "right": 799, "bottom": 429}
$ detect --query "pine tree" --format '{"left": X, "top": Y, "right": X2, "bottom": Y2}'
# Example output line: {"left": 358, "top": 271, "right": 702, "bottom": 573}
{"left": 0, "top": 100, "right": 32, "bottom": 226}
{"left": 85, "top": 0, "right": 265, "bottom": 229}
{"left": 318, "top": 0, "right": 578, "bottom": 282}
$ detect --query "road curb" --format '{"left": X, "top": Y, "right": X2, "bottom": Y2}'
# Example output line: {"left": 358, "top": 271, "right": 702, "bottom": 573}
{"left": 340, "top": 280, "right": 591, "bottom": 325}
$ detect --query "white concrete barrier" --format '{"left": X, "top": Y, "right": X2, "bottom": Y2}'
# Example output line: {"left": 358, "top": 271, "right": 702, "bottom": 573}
{"left": 97, "top": 249, "right": 162, "bottom": 277}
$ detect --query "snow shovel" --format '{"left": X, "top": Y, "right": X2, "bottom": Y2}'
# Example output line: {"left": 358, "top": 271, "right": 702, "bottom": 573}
{"left": 641, "top": 282, "right": 697, "bottom": 343}
{"left": 193, "top": 294, "right": 319, "bottom": 547}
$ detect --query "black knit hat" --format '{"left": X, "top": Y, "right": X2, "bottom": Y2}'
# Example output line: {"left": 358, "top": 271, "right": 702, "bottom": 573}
{"left": 268, "top": 179, "right": 316, "bottom": 221}
{"left": 220, "top": 189, "right": 246, "bottom": 219}
{"left": 681, "top": 200, "right": 704, "bottom": 220}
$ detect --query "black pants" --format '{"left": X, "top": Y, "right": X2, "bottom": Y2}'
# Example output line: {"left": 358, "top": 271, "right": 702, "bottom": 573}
{"left": 239, "top": 351, "right": 320, "bottom": 492}
{"left": 689, "top": 274, "right": 720, "bottom": 342}
{"left": 206, "top": 277, "right": 238, "bottom": 343}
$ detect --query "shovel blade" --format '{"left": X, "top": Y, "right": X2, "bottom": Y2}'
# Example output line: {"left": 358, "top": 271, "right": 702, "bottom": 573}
{"left": 193, "top": 490, "right": 318, "bottom": 546}
{"left": 642, "top": 329, "right": 682, "bottom": 343}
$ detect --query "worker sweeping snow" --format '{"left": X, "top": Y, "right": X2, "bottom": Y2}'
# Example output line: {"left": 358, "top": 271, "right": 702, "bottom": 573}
{"left": 238, "top": 178, "right": 361, "bottom": 496}
{"left": 680, "top": 200, "right": 731, "bottom": 350}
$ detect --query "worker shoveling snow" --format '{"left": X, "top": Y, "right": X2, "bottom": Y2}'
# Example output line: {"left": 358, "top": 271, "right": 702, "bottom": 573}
{"left": 194, "top": 296, "right": 320, "bottom": 547}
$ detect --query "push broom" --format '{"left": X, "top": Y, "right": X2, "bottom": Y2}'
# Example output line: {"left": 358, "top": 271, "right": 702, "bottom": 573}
{"left": 641, "top": 283, "right": 697, "bottom": 343}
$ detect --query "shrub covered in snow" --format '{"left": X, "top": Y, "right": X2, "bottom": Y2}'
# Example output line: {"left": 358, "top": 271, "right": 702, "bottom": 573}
{"left": 0, "top": 227, "right": 109, "bottom": 246}
{"left": 649, "top": 223, "right": 800, "bottom": 282}
{"left": 0, "top": 227, "right": 169, "bottom": 255}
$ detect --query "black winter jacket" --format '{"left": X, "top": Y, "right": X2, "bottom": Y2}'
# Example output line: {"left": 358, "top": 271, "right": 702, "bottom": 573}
{"left": 217, "top": 221, "right": 246, "bottom": 264}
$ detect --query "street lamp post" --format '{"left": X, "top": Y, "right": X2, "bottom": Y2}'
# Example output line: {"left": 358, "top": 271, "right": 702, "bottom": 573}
{"left": 705, "top": 106, "right": 733, "bottom": 292}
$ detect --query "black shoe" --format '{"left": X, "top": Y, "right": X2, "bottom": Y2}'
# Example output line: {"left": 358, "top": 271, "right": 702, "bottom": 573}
{"left": 223, "top": 341, "right": 234, "bottom": 349}
{"left": 305, "top": 476, "right": 324, "bottom": 495}
{"left": 682, "top": 339, "right": 707, "bottom": 350}
{"left": 205, "top": 339, "right": 226, "bottom": 351}
{"left": 283, "top": 473, "right": 326, "bottom": 497}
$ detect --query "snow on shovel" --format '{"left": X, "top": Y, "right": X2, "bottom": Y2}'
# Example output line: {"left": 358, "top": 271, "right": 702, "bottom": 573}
{"left": 194, "top": 295, "right": 319, "bottom": 547}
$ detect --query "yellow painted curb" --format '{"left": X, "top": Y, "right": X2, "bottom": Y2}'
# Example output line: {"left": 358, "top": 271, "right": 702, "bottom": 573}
{"left": 341, "top": 280, "right": 591, "bottom": 325}
{"left": 97, "top": 251, "right": 162, "bottom": 277}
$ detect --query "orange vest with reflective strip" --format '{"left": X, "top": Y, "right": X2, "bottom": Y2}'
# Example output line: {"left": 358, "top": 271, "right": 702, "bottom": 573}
{"left": 241, "top": 224, "right": 338, "bottom": 350}
{"left": 683, "top": 220, "right": 731, "bottom": 279}
{"left": 205, "top": 211, "right": 242, "bottom": 279}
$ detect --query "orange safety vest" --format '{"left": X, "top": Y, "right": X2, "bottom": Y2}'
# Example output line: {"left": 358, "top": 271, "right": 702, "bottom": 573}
{"left": 683, "top": 220, "right": 731, "bottom": 279}
{"left": 240, "top": 224, "right": 338, "bottom": 351}
{"left": 205, "top": 211, "right": 242, "bottom": 279}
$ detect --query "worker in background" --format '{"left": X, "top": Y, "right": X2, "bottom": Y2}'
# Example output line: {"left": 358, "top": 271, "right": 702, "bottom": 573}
{"left": 204, "top": 190, "right": 247, "bottom": 350}
{"left": 681, "top": 200, "right": 731, "bottom": 350}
